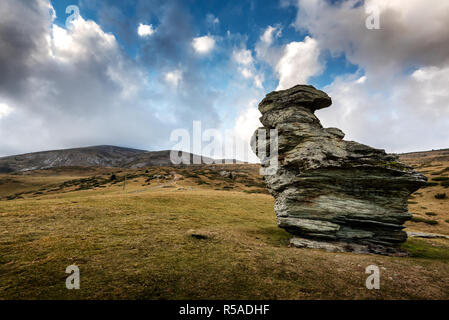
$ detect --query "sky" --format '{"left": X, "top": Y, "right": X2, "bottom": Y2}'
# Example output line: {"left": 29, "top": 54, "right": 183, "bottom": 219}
{"left": 0, "top": 0, "right": 448, "bottom": 161}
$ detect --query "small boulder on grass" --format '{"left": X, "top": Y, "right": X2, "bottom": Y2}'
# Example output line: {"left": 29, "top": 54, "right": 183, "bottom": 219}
{"left": 187, "top": 229, "right": 214, "bottom": 240}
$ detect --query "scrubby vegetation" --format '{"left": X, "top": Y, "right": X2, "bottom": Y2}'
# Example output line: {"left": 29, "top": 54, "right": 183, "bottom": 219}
{"left": 411, "top": 216, "right": 438, "bottom": 225}
{"left": 422, "top": 182, "right": 439, "bottom": 188}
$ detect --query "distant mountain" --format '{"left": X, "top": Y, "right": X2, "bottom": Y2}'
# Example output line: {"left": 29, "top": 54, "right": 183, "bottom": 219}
{"left": 0, "top": 145, "right": 221, "bottom": 173}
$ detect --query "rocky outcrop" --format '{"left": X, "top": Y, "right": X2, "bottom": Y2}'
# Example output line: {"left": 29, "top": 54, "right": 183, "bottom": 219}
{"left": 252, "top": 85, "right": 427, "bottom": 255}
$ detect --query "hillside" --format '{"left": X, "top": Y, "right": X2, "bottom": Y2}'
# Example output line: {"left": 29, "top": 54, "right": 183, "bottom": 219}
{"left": 399, "top": 148, "right": 449, "bottom": 166}
{"left": 2, "top": 145, "right": 444, "bottom": 174}
{"left": 0, "top": 148, "right": 448, "bottom": 299}
{"left": 0, "top": 146, "right": 217, "bottom": 173}
{"left": 0, "top": 163, "right": 448, "bottom": 299}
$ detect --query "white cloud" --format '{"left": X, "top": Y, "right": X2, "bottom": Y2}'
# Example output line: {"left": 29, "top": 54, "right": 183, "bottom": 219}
{"left": 286, "top": 0, "right": 449, "bottom": 152}
{"left": 275, "top": 36, "right": 323, "bottom": 90}
{"left": 137, "top": 23, "right": 155, "bottom": 37}
{"left": 295, "top": 0, "right": 449, "bottom": 77}
{"left": 255, "top": 25, "right": 283, "bottom": 66}
{"left": 192, "top": 35, "right": 215, "bottom": 54}
{"left": 50, "top": 16, "right": 117, "bottom": 63}
{"left": 317, "top": 66, "right": 449, "bottom": 153}
{"left": 233, "top": 48, "right": 264, "bottom": 89}
{"left": 260, "top": 25, "right": 282, "bottom": 45}
{"left": 240, "top": 68, "right": 252, "bottom": 79}
{"left": 233, "top": 49, "right": 253, "bottom": 66}
{"left": 254, "top": 74, "right": 264, "bottom": 89}
{"left": 0, "top": 103, "right": 12, "bottom": 118}
{"left": 234, "top": 99, "right": 261, "bottom": 141}
{"left": 231, "top": 99, "right": 262, "bottom": 163}
{"left": 165, "top": 69, "right": 183, "bottom": 87}
{"left": 255, "top": 24, "right": 323, "bottom": 90}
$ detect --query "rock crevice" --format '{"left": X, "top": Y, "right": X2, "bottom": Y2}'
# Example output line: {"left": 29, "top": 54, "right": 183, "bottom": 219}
{"left": 252, "top": 85, "right": 427, "bottom": 255}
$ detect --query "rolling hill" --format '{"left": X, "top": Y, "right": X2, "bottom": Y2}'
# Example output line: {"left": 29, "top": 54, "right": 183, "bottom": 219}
{"left": 0, "top": 145, "right": 218, "bottom": 173}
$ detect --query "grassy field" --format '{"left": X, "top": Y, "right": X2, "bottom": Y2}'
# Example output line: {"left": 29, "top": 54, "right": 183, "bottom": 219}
{"left": 0, "top": 163, "right": 448, "bottom": 299}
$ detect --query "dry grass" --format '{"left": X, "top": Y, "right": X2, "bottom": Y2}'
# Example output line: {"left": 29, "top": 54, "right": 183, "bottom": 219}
{"left": 0, "top": 164, "right": 448, "bottom": 300}
{"left": 400, "top": 160, "right": 449, "bottom": 235}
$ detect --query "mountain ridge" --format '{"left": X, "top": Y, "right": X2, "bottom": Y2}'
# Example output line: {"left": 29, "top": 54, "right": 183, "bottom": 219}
{"left": 1, "top": 145, "right": 447, "bottom": 173}
{"left": 0, "top": 145, "right": 223, "bottom": 173}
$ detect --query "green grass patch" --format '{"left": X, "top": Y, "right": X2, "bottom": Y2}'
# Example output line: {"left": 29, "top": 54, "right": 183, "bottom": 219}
{"left": 402, "top": 239, "right": 449, "bottom": 261}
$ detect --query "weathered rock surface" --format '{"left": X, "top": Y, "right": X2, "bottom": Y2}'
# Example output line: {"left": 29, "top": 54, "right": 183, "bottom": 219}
{"left": 252, "top": 85, "right": 427, "bottom": 255}
{"left": 406, "top": 232, "right": 449, "bottom": 239}
{"left": 289, "top": 237, "right": 408, "bottom": 256}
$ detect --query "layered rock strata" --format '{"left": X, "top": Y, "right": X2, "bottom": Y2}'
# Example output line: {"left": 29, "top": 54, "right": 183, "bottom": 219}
{"left": 251, "top": 85, "right": 427, "bottom": 255}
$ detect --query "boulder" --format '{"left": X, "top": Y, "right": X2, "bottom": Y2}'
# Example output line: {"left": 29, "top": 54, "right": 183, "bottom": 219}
{"left": 252, "top": 85, "right": 427, "bottom": 255}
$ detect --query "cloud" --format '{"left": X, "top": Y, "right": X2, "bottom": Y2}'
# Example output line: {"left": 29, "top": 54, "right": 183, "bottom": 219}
{"left": 0, "top": 0, "right": 52, "bottom": 97}
{"left": 192, "top": 35, "right": 215, "bottom": 54}
{"left": 294, "top": 0, "right": 449, "bottom": 78}
{"left": 233, "top": 99, "right": 262, "bottom": 143}
{"left": 0, "top": 0, "right": 221, "bottom": 157}
{"left": 0, "top": 103, "right": 12, "bottom": 118}
{"left": 230, "top": 99, "right": 262, "bottom": 163}
{"left": 254, "top": 25, "right": 322, "bottom": 89}
{"left": 232, "top": 48, "right": 264, "bottom": 89}
{"left": 137, "top": 23, "right": 155, "bottom": 37}
{"left": 318, "top": 67, "right": 449, "bottom": 153}
{"left": 294, "top": 0, "right": 449, "bottom": 152}
{"left": 50, "top": 17, "right": 117, "bottom": 62}
{"left": 255, "top": 25, "right": 283, "bottom": 66}
{"left": 165, "top": 69, "right": 183, "bottom": 87}
{"left": 260, "top": 25, "right": 282, "bottom": 46}
{"left": 233, "top": 48, "right": 253, "bottom": 66}
{"left": 0, "top": 2, "right": 165, "bottom": 156}
{"left": 275, "top": 36, "right": 323, "bottom": 90}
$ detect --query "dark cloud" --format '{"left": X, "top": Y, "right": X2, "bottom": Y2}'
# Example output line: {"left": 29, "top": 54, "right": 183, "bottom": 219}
{"left": 0, "top": 0, "right": 220, "bottom": 157}
{"left": 294, "top": 0, "right": 449, "bottom": 79}
{"left": 139, "top": 1, "right": 194, "bottom": 68}
{"left": 0, "top": 0, "right": 51, "bottom": 96}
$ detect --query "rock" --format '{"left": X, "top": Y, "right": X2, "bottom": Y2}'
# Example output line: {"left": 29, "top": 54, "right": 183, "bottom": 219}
{"left": 290, "top": 237, "right": 409, "bottom": 256}
{"left": 190, "top": 233, "right": 208, "bottom": 240}
{"left": 219, "top": 170, "right": 233, "bottom": 179}
{"left": 187, "top": 229, "right": 213, "bottom": 240}
{"left": 290, "top": 237, "right": 347, "bottom": 253}
{"left": 407, "top": 232, "right": 449, "bottom": 239}
{"left": 252, "top": 85, "right": 427, "bottom": 255}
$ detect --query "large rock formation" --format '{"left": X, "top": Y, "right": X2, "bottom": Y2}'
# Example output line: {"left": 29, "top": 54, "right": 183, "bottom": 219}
{"left": 252, "top": 85, "right": 427, "bottom": 255}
